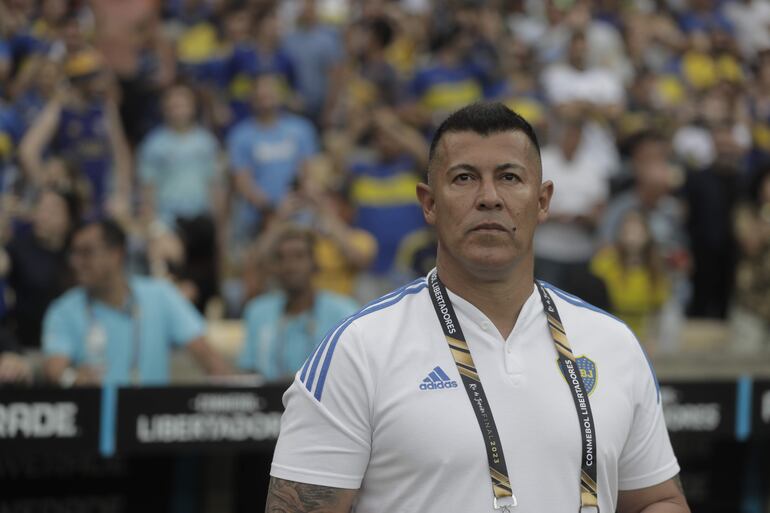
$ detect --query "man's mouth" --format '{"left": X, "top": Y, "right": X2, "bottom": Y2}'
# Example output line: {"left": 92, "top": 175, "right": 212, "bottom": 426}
{"left": 471, "top": 222, "right": 509, "bottom": 232}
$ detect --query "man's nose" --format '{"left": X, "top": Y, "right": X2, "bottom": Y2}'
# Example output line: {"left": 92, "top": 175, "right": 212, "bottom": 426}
{"left": 476, "top": 176, "right": 503, "bottom": 210}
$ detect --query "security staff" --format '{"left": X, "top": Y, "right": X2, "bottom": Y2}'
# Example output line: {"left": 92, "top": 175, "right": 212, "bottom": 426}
{"left": 42, "top": 219, "right": 231, "bottom": 386}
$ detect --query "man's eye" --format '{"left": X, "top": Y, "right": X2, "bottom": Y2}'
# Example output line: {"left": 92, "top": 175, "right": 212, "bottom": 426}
{"left": 454, "top": 173, "right": 472, "bottom": 182}
{"left": 501, "top": 173, "right": 520, "bottom": 182}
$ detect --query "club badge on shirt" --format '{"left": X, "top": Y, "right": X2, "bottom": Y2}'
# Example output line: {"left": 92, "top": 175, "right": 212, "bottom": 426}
{"left": 558, "top": 355, "right": 598, "bottom": 396}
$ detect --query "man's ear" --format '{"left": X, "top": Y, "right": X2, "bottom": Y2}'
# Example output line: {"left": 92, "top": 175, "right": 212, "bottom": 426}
{"left": 537, "top": 180, "right": 554, "bottom": 224}
{"left": 416, "top": 182, "right": 436, "bottom": 226}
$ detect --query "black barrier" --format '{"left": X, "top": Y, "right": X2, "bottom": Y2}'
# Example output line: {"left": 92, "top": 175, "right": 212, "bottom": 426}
{"left": 115, "top": 385, "right": 286, "bottom": 454}
{"left": 0, "top": 379, "right": 766, "bottom": 458}
{"left": 753, "top": 380, "right": 770, "bottom": 438}
{"left": 0, "top": 388, "right": 101, "bottom": 454}
{"left": 659, "top": 380, "right": 737, "bottom": 436}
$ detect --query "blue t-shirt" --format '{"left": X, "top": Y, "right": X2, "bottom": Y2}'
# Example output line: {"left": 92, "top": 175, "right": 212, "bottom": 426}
{"left": 237, "top": 290, "right": 358, "bottom": 381}
{"left": 349, "top": 156, "right": 426, "bottom": 274}
{"left": 138, "top": 125, "right": 219, "bottom": 223}
{"left": 227, "top": 113, "right": 318, "bottom": 208}
{"left": 281, "top": 25, "right": 343, "bottom": 117}
{"left": 52, "top": 104, "right": 112, "bottom": 213}
{"left": 42, "top": 276, "right": 206, "bottom": 385}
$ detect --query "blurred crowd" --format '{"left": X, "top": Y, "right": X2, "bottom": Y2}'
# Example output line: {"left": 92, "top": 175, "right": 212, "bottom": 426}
{"left": 1, "top": 0, "right": 770, "bottom": 386}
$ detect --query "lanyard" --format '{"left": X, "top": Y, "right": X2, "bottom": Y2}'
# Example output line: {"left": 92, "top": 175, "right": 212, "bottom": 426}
{"left": 426, "top": 270, "right": 599, "bottom": 512}
{"left": 85, "top": 291, "right": 142, "bottom": 385}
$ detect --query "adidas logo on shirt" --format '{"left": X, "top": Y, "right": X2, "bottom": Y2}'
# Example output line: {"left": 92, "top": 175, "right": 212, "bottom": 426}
{"left": 419, "top": 366, "right": 458, "bottom": 390}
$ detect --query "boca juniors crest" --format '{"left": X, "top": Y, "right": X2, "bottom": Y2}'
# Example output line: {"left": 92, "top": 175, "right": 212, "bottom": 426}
{"left": 558, "top": 356, "right": 598, "bottom": 396}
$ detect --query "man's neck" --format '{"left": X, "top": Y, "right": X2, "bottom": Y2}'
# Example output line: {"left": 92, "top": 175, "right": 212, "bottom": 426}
{"left": 90, "top": 275, "right": 130, "bottom": 309}
{"left": 284, "top": 288, "right": 315, "bottom": 315}
{"left": 436, "top": 252, "right": 534, "bottom": 340}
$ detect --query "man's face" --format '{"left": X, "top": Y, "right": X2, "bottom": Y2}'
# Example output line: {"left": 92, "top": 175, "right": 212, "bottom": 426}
{"left": 417, "top": 130, "right": 552, "bottom": 276}
{"left": 163, "top": 87, "right": 196, "bottom": 127}
{"left": 69, "top": 225, "right": 122, "bottom": 291}
{"left": 633, "top": 140, "right": 672, "bottom": 195}
{"left": 273, "top": 236, "right": 315, "bottom": 293}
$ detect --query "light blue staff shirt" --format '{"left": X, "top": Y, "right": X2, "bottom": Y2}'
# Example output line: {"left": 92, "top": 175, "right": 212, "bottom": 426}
{"left": 42, "top": 276, "right": 206, "bottom": 385}
{"left": 238, "top": 290, "right": 358, "bottom": 382}
{"left": 138, "top": 125, "right": 220, "bottom": 224}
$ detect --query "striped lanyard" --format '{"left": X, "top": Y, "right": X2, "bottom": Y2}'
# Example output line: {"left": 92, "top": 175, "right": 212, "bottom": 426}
{"left": 426, "top": 270, "right": 599, "bottom": 512}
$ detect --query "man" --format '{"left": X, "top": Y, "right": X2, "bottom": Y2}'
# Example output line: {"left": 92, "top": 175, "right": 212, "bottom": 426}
{"left": 238, "top": 223, "right": 357, "bottom": 382}
{"left": 42, "top": 219, "right": 231, "bottom": 386}
{"left": 266, "top": 103, "right": 689, "bottom": 513}
{"left": 138, "top": 83, "right": 223, "bottom": 311}
{"left": 19, "top": 49, "right": 132, "bottom": 218}
{"left": 227, "top": 73, "right": 318, "bottom": 239}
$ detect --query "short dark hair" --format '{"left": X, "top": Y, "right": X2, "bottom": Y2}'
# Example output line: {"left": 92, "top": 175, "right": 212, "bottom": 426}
{"left": 74, "top": 218, "right": 127, "bottom": 252}
{"left": 624, "top": 129, "right": 667, "bottom": 158}
{"left": 427, "top": 102, "right": 541, "bottom": 177}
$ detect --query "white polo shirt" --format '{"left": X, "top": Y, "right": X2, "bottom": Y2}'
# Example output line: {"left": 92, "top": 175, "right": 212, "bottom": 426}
{"left": 271, "top": 274, "right": 679, "bottom": 513}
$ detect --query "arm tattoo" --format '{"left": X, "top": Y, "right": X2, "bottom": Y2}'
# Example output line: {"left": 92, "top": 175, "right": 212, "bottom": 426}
{"left": 265, "top": 477, "right": 352, "bottom": 513}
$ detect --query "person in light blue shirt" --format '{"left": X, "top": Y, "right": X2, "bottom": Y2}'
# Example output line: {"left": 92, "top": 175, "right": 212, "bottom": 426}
{"left": 138, "top": 84, "right": 222, "bottom": 226}
{"left": 280, "top": 1, "right": 343, "bottom": 121}
{"left": 42, "top": 219, "right": 232, "bottom": 386}
{"left": 227, "top": 74, "right": 318, "bottom": 237}
{"left": 238, "top": 224, "right": 357, "bottom": 382}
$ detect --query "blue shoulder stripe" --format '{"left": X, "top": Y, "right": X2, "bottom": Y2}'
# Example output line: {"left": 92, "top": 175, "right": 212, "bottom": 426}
{"left": 300, "top": 277, "right": 425, "bottom": 390}
{"left": 308, "top": 281, "right": 428, "bottom": 402}
{"left": 539, "top": 281, "right": 661, "bottom": 403}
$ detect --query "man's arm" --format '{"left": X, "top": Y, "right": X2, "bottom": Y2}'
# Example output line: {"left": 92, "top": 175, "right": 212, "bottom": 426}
{"left": 617, "top": 475, "right": 690, "bottom": 513}
{"left": 186, "top": 336, "right": 234, "bottom": 376}
{"left": 265, "top": 477, "right": 356, "bottom": 513}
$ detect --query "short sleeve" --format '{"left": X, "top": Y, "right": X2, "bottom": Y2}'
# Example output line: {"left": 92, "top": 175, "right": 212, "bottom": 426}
{"left": 160, "top": 282, "right": 206, "bottom": 347}
{"left": 42, "top": 301, "right": 80, "bottom": 362}
{"left": 617, "top": 339, "right": 680, "bottom": 490}
{"left": 270, "top": 321, "right": 372, "bottom": 489}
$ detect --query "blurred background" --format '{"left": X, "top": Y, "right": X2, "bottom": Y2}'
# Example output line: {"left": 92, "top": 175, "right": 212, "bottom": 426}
{"left": 0, "top": 0, "right": 769, "bottom": 511}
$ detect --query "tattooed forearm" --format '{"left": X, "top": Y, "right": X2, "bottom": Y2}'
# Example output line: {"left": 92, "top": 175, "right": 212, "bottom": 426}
{"left": 265, "top": 477, "right": 356, "bottom": 513}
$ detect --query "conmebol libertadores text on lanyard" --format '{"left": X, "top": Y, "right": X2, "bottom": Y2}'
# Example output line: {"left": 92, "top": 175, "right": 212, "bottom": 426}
{"left": 426, "top": 270, "right": 599, "bottom": 512}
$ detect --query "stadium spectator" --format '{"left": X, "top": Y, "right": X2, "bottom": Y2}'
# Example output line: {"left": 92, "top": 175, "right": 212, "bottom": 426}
{"left": 19, "top": 49, "right": 132, "bottom": 218}
{"left": 138, "top": 83, "right": 223, "bottom": 310}
{"left": 592, "top": 209, "right": 670, "bottom": 346}
{"left": 346, "top": 107, "right": 428, "bottom": 298}
{"left": 41, "top": 219, "right": 231, "bottom": 387}
{"left": 224, "top": 6, "right": 299, "bottom": 126}
{"left": 684, "top": 122, "right": 746, "bottom": 319}
{"left": 0, "top": 188, "right": 77, "bottom": 349}
{"left": 280, "top": 0, "right": 344, "bottom": 123}
{"left": 237, "top": 223, "right": 357, "bottom": 382}
{"left": 600, "top": 131, "right": 688, "bottom": 267}
{"left": 731, "top": 163, "right": 770, "bottom": 353}
{"left": 227, "top": 73, "right": 318, "bottom": 244}
{"left": 534, "top": 117, "right": 609, "bottom": 289}
{"left": 403, "top": 24, "right": 487, "bottom": 130}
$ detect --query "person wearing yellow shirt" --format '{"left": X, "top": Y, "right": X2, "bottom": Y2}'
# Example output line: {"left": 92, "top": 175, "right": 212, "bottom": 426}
{"left": 591, "top": 210, "right": 669, "bottom": 345}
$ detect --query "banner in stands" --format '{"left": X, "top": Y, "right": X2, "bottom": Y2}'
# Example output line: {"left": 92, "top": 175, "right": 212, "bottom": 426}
{"left": 753, "top": 380, "right": 770, "bottom": 438}
{"left": 115, "top": 385, "right": 286, "bottom": 453}
{"left": 659, "top": 381, "right": 736, "bottom": 435}
{"left": 0, "top": 388, "right": 101, "bottom": 453}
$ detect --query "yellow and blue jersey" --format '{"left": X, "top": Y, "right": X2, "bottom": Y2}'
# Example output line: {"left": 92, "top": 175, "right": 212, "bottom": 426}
{"left": 408, "top": 63, "right": 485, "bottom": 114}
{"left": 349, "top": 156, "right": 426, "bottom": 275}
